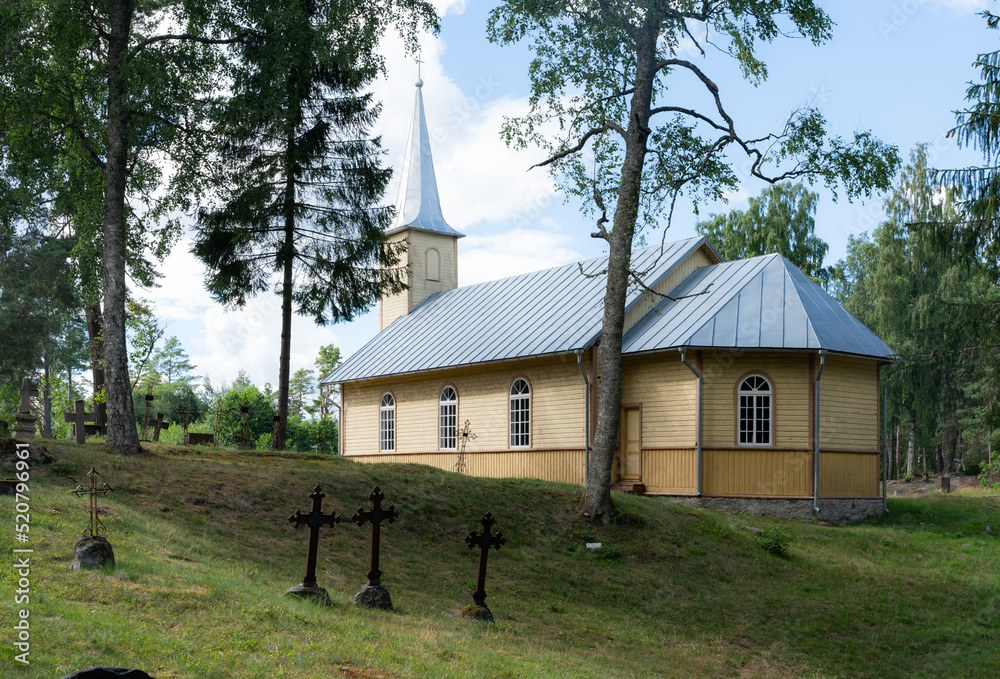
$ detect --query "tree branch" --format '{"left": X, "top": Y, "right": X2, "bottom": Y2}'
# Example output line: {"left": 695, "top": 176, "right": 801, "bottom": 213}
{"left": 530, "top": 123, "right": 625, "bottom": 170}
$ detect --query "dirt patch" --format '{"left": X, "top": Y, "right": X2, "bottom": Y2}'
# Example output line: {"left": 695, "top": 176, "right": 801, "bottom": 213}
{"left": 0, "top": 437, "right": 53, "bottom": 466}
{"left": 887, "top": 475, "right": 983, "bottom": 497}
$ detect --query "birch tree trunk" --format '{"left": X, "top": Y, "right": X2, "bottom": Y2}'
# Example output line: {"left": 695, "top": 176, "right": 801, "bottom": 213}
{"left": 582, "top": 20, "right": 657, "bottom": 522}
{"left": 101, "top": 0, "right": 140, "bottom": 454}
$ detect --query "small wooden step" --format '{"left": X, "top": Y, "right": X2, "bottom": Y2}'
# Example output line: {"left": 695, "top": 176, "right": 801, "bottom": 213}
{"left": 611, "top": 482, "right": 645, "bottom": 495}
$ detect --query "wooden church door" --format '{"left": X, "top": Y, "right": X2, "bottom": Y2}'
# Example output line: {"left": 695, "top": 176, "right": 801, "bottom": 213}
{"left": 621, "top": 406, "right": 642, "bottom": 480}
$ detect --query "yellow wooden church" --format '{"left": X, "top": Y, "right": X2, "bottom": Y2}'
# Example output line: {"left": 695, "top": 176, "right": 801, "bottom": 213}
{"left": 324, "top": 80, "right": 893, "bottom": 521}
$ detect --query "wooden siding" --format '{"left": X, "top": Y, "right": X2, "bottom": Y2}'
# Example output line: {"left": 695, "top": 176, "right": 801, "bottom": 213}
{"left": 642, "top": 449, "right": 697, "bottom": 495}
{"left": 342, "top": 355, "right": 586, "bottom": 457}
{"left": 348, "top": 449, "right": 584, "bottom": 485}
{"left": 623, "top": 245, "right": 715, "bottom": 333}
{"left": 379, "top": 231, "right": 410, "bottom": 331}
{"left": 819, "top": 355, "right": 880, "bottom": 451}
{"left": 701, "top": 353, "right": 811, "bottom": 449}
{"left": 702, "top": 449, "right": 811, "bottom": 497}
{"left": 819, "top": 451, "right": 879, "bottom": 497}
{"left": 620, "top": 354, "right": 696, "bottom": 448}
{"left": 408, "top": 230, "right": 458, "bottom": 310}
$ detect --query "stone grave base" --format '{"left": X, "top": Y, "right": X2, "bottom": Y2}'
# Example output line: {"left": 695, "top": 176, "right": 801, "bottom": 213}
{"left": 60, "top": 667, "right": 156, "bottom": 678}
{"left": 71, "top": 536, "right": 115, "bottom": 572}
{"left": 460, "top": 603, "right": 495, "bottom": 622}
{"left": 285, "top": 584, "right": 333, "bottom": 606}
{"left": 354, "top": 584, "right": 393, "bottom": 610}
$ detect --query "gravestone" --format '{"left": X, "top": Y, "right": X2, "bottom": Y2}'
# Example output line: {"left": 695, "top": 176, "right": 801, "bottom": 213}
{"left": 351, "top": 487, "right": 397, "bottom": 609}
{"left": 185, "top": 432, "right": 214, "bottom": 446}
{"left": 14, "top": 378, "right": 39, "bottom": 439}
{"left": 60, "top": 668, "right": 156, "bottom": 679}
{"left": 287, "top": 485, "right": 342, "bottom": 605}
{"left": 462, "top": 512, "right": 505, "bottom": 622}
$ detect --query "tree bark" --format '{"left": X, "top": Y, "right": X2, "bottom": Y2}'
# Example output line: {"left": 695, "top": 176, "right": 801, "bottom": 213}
{"left": 906, "top": 412, "right": 916, "bottom": 479}
{"left": 101, "top": 0, "right": 140, "bottom": 454}
{"left": 582, "top": 19, "right": 658, "bottom": 522}
{"left": 85, "top": 303, "right": 108, "bottom": 432}
{"left": 41, "top": 348, "right": 52, "bottom": 438}
{"left": 894, "top": 422, "right": 901, "bottom": 479}
{"left": 274, "top": 130, "right": 297, "bottom": 451}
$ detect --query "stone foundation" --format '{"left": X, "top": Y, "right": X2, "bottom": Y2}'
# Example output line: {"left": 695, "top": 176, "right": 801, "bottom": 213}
{"left": 664, "top": 496, "right": 884, "bottom": 523}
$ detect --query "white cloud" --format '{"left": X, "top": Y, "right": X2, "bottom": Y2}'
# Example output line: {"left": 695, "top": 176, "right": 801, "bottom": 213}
{"left": 460, "top": 228, "right": 585, "bottom": 285}
{"left": 135, "top": 238, "right": 215, "bottom": 322}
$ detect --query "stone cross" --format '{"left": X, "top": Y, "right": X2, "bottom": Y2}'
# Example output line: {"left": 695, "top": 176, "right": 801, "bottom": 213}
{"left": 72, "top": 467, "right": 113, "bottom": 536}
{"left": 151, "top": 412, "right": 171, "bottom": 442}
{"left": 63, "top": 400, "right": 96, "bottom": 445}
{"left": 289, "top": 486, "right": 342, "bottom": 589}
{"left": 465, "top": 512, "right": 505, "bottom": 608}
{"left": 351, "top": 487, "right": 398, "bottom": 587}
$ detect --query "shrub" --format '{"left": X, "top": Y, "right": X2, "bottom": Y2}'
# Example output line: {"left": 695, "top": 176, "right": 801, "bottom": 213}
{"left": 758, "top": 526, "right": 791, "bottom": 557}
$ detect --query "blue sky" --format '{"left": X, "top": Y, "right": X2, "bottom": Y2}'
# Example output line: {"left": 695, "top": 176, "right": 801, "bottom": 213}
{"left": 141, "top": 0, "right": 996, "bottom": 391}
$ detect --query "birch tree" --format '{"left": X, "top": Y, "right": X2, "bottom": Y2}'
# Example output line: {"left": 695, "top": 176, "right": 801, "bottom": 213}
{"left": 488, "top": 1, "right": 899, "bottom": 520}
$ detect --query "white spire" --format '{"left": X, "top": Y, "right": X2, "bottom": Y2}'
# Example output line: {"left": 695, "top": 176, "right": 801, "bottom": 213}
{"left": 386, "top": 79, "right": 464, "bottom": 238}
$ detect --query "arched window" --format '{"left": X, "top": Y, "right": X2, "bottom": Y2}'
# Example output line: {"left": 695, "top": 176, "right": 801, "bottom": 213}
{"left": 509, "top": 378, "right": 530, "bottom": 448}
{"left": 426, "top": 248, "right": 440, "bottom": 282}
{"left": 379, "top": 392, "right": 395, "bottom": 452}
{"left": 738, "top": 375, "right": 772, "bottom": 446}
{"left": 439, "top": 386, "right": 457, "bottom": 450}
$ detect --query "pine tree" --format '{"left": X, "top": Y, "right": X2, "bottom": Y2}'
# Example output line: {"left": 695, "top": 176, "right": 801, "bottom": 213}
{"left": 194, "top": 0, "right": 435, "bottom": 449}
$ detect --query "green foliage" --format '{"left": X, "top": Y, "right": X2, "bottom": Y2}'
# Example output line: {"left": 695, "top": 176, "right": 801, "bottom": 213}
{"left": 696, "top": 183, "right": 832, "bottom": 285}
{"left": 758, "top": 525, "right": 791, "bottom": 557}
{"left": 978, "top": 458, "right": 1000, "bottom": 490}
{"left": 126, "top": 298, "right": 166, "bottom": 390}
{"left": 153, "top": 336, "right": 198, "bottom": 384}
{"left": 131, "top": 382, "right": 208, "bottom": 427}
{"left": 212, "top": 371, "right": 274, "bottom": 448}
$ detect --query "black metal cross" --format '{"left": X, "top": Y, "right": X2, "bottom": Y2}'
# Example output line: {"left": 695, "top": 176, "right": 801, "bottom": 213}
{"left": 351, "top": 487, "right": 398, "bottom": 587}
{"left": 72, "top": 467, "right": 113, "bottom": 536}
{"left": 465, "top": 512, "right": 505, "bottom": 607}
{"left": 151, "top": 412, "right": 171, "bottom": 442}
{"left": 289, "top": 485, "right": 342, "bottom": 589}
{"left": 63, "top": 400, "right": 96, "bottom": 445}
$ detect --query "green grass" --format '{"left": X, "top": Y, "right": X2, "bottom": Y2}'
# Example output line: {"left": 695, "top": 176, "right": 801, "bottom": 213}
{"left": 2, "top": 439, "right": 1000, "bottom": 678}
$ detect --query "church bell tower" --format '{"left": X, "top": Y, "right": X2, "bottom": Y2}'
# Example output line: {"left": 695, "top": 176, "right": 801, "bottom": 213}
{"left": 380, "top": 77, "right": 464, "bottom": 331}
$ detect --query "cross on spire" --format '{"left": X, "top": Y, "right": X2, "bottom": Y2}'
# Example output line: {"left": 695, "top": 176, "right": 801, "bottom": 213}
{"left": 289, "top": 485, "right": 343, "bottom": 589}
{"left": 465, "top": 512, "right": 505, "bottom": 608}
{"left": 351, "top": 486, "right": 398, "bottom": 587}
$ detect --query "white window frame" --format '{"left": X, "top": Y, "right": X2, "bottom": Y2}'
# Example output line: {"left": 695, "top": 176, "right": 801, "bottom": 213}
{"left": 509, "top": 378, "right": 531, "bottom": 448}
{"left": 439, "top": 386, "right": 457, "bottom": 450}
{"left": 380, "top": 392, "right": 395, "bottom": 452}
{"left": 737, "top": 374, "right": 772, "bottom": 447}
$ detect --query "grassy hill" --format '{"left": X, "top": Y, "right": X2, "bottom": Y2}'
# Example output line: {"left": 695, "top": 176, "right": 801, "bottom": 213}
{"left": 2, "top": 439, "right": 999, "bottom": 678}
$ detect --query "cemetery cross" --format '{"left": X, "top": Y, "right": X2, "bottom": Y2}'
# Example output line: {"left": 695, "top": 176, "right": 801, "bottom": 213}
{"left": 63, "top": 400, "right": 96, "bottom": 445}
{"left": 151, "top": 412, "right": 171, "bottom": 442}
{"left": 465, "top": 512, "right": 505, "bottom": 608}
{"left": 72, "top": 467, "right": 113, "bottom": 536}
{"left": 351, "top": 487, "right": 398, "bottom": 587}
{"left": 288, "top": 485, "right": 342, "bottom": 588}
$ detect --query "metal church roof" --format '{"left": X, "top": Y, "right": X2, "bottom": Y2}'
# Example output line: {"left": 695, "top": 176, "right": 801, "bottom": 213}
{"left": 326, "top": 237, "right": 710, "bottom": 383}
{"left": 622, "top": 253, "right": 895, "bottom": 359}
{"left": 385, "top": 79, "right": 464, "bottom": 239}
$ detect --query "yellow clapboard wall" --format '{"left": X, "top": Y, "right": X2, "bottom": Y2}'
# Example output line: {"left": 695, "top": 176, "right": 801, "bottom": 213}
{"left": 819, "top": 355, "right": 880, "bottom": 451}
{"left": 818, "top": 451, "right": 880, "bottom": 497}
{"left": 347, "top": 449, "right": 585, "bottom": 485}
{"left": 342, "top": 354, "right": 586, "bottom": 459}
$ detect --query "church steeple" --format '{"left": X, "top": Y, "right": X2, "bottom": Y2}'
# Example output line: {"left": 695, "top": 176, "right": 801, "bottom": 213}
{"left": 380, "top": 77, "right": 463, "bottom": 331}
{"left": 386, "top": 78, "right": 464, "bottom": 238}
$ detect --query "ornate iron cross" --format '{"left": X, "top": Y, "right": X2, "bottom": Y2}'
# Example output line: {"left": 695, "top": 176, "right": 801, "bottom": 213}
{"left": 454, "top": 420, "right": 477, "bottom": 474}
{"left": 465, "top": 512, "right": 505, "bottom": 607}
{"left": 289, "top": 485, "right": 343, "bottom": 589}
{"left": 351, "top": 487, "right": 398, "bottom": 587}
{"left": 72, "top": 467, "right": 113, "bottom": 536}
